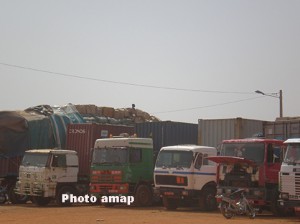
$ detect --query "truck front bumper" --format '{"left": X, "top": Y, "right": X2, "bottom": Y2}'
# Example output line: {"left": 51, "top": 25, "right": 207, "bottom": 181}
{"left": 278, "top": 199, "right": 300, "bottom": 208}
{"left": 15, "top": 181, "right": 56, "bottom": 197}
{"left": 90, "top": 183, "right": 129, "bottom": 196}
{"left": 154, "top": 187, "right": 198, "bottom": 199}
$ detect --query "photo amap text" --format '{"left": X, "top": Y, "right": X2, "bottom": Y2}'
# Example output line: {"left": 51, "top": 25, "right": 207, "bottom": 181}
{"left": 62, "top": 194, "right": 135, "bottom": 205}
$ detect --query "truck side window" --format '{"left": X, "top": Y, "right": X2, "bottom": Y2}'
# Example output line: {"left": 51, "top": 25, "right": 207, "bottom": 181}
{"left": 52, "top": 155, "right": 66, "bottom": 167}
{"left": 267, "top": 144, "right": 281, "bottom": 163}
{"left": 195, "top": 153, "right": 203, "bottom": 169}
{"left": 130, "top": 149, "right": 142, "bottom": 163}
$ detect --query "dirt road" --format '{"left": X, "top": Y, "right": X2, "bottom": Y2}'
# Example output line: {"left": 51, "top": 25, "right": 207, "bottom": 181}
{"left": 0, "top": 203, "right": 299, "bottom": 224}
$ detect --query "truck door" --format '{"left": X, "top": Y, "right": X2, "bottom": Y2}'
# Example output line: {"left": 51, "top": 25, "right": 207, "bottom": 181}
{"left": 194, "top": 153, "right": 216, "bottom": 190}
{"left": 51, "top": 154, "right": 68, "bottom": 182}
{"left": 265, "top": 143, "right": 282, "bottom": 184}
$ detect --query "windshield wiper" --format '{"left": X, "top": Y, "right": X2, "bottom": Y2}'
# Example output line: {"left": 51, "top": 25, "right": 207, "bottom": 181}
{"left": 161, "top": 165, "right": 169, "bottom": 169}
{"left": 175, "top": 165, "right": 184, "bottom": 170}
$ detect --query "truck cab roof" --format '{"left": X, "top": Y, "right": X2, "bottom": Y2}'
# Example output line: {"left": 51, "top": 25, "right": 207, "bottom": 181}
{"left": 284, "top": 138, "right": 300, "bottom": 144}
{"left": 222, "top": 138, "right": 284, "bottom": 144}
{"left": 94, "top": 138, "right": 153, "bottom": 149}
{"left": 160, "top": 145, "right": 216, "bottom": 155}
{"left": 25, "top": 149, "right": 77, "bottom": 155}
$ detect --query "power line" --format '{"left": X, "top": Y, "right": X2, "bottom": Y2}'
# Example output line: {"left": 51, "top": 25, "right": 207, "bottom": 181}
{"left": 154, "top": 96, "right": 265, "bottom": 114}
{"left": 0, "top": 62, "right": 255, "bottom": 94}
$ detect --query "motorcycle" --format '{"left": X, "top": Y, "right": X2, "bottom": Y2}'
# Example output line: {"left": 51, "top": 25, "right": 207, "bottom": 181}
{"left": 216, "top": 188, "right": 256, "bottom": 219}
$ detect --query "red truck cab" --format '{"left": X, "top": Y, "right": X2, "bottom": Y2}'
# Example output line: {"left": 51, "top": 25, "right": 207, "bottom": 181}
{"left": 208, "top": 138, "right": 284, "bottom": 215}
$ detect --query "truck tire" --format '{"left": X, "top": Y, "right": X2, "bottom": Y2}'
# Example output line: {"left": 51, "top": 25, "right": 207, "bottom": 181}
{"left": 162, "top": 197, "right": 178, "bottom": 210}
{"left": 270, "top": 189, "right": 292, "bottom": 216}
{"left": 56, "top": 186, "right": 75, "bottom": 206}
{"left": 32, "top": 196, "right": 51, "bottom": 206}
{"left": 200, "top": 187, "right": 217, "bottom": 211}
{"left": 134, "top": 185, "right": 153, "bottom": 207}
{"left": 8, "top": 185, "right": 29, "bottom": 204}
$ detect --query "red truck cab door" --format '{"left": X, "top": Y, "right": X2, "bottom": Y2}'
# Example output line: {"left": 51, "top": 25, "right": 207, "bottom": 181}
{"left": 264, "top": 143, "right": 282, "bottom": 184}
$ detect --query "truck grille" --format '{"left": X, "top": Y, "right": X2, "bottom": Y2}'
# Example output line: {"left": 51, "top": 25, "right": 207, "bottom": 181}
{"left": 91, "top": 170, "right": 122, "bottom": 183}
{"left": 155, "top": 175, "right": 188, "bottom": 186}
{"left": 281, "top": 172, "right": 300, "bottom": 196}
{"left": 296, "top": 173, "right": 300, "bottom": 195}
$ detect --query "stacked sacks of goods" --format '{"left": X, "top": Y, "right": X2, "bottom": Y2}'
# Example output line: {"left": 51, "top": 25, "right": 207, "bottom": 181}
{"left": 75, "top": 104, "right": 160, "bottom": 125}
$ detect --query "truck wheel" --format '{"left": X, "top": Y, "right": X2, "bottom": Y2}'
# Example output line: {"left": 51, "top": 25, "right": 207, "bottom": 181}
{"left": 270, "top": 189, "right": 290, "bottom": 216}
{"left": 8, "top": 185, "right": 29, "bottom": 204}
{"left": 220, "top": 201, "right": 234, "bottom": 219}
{"left": 134, "top": 185, "right": 153, "bottom": 207}
{"left": 32, "top": 196, "right": 51, "bottom": 206}
{"left": 201, "top": 187, "right": 217, "bottom": 211}
{"left": 56, "top": 186, "right": 75, "bottom": 206}
{"left": 162, "top": 197, "right": 178, "bottom": 210}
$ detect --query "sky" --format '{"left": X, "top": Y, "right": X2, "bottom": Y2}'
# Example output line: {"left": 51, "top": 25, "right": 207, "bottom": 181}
{"left": 0, "top": 0, "right": 299, "bottom": 124}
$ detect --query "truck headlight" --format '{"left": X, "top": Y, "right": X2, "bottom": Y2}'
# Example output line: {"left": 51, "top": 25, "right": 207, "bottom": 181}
{"left": 280, "top": 192, "right": 289, "bottom": 200}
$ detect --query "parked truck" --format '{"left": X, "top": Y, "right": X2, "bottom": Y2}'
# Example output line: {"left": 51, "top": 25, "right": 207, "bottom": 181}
{"left": 278, "top": 138, "right": 300, "bottom": 214}
{"left": 15, "top": 149, "right": 82, "bottom": 206}
{"left": 89, "top": 137, "right": 154, "bottom": 206}
{"left": 208, "top": 138, "right": 285, "bottom": 215}
{"left": 153, "top": 145, "right": 217, "bottom": 211}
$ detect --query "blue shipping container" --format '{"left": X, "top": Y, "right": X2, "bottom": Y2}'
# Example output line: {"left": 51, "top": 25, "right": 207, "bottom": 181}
{"left": 135, "top": 121, "right": 198, "bottom": 156}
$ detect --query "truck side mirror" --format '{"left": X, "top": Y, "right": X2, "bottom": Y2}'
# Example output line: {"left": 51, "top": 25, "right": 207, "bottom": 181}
{"left": 89, "top": 148, "right": 94, "bottom": 163}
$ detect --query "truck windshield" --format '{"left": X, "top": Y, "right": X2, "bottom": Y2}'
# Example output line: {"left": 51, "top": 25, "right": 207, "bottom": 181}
{"left": 221, "top": 143, "right": 265, "bottom": 164}
{"left": 21, "top": 153, "right": 49, "bottom": 167}
{"left": 92, "top": 147, "right": 128, "bottom": 164}
{"left": 284, "top": 144, "right": 300, "bottom": 164}
{"left": 155, "top": 150, "right": 193, "bottom": 168}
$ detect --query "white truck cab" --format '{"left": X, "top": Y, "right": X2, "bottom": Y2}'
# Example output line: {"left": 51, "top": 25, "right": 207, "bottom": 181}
{"left": 279, "top": 138, "right": 300, "bottom": 214}
{"left": 15, "top": 149, "right": 79, "bottom": 206}
{"left": 154, "top": 145, "right": 217, "bottom": 210}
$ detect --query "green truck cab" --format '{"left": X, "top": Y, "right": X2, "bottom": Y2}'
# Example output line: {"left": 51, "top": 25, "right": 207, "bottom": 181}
{"left": 89, "top": 137, "right": 154, "bottom": 206}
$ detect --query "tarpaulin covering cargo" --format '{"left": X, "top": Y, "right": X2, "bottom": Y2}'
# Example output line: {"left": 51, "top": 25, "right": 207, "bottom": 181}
{"left": 25, "top": 104, "right": 85, "bottom": 148}
{"left": 50, "top": 104, "right": 85, "bottom": 148}
{"left": 0, "top": 111, "right": 29, "bottom": 157}
{"left": 22, "top": 112, "right": 55, "bottom": 149}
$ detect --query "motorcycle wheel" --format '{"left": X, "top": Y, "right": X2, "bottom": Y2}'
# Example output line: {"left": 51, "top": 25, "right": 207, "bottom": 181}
{"left": 220, "top": 201, "right": 234, "bottom": 219}
{"left": 246, "top": 205, "right": 256, "bottom": 219}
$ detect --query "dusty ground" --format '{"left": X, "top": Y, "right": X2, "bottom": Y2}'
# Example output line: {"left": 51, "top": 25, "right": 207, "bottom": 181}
{"left": 0, "top": 203, "right": 299, "bottom": 224}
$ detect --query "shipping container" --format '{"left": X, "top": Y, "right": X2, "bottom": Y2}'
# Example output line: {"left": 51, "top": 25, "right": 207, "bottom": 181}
{"left": 65, "top": 123, "right": 134, "bottom": 180}
{"left": 135, "top": 121, "right": 198, "bottom": 157}
{"left": 263, "top": 119, "right": 300, "bottom": 140}
{"left": 198, "top": 118, "right": 264, "bottom": 148}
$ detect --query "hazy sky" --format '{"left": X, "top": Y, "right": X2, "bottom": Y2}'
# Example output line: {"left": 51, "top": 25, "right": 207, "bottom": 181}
{"left": 0, "top": 0, "right": 299, "bottom": 123}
